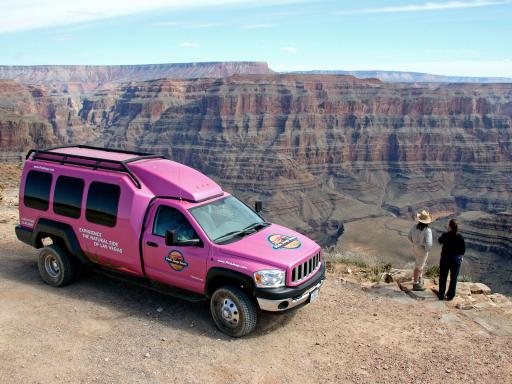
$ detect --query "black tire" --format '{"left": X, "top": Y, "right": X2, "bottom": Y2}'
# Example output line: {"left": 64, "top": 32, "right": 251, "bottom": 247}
{"left": 210, "top": 285, "right": 258, "bottom": 337}
{"left": 37, "top": 244, "right": 75, "bottom": 287}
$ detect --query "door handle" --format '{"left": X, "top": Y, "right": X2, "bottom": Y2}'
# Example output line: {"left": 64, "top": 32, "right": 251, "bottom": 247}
{"left": 146, "top": 241, "right": 159, "bottom": 247}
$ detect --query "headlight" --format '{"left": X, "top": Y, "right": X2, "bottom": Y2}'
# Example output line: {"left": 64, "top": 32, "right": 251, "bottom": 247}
{"left": 253, "top": 269, "right": 285, "bottom": 288}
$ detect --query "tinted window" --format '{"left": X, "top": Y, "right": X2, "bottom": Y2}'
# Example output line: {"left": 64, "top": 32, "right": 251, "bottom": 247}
{"left": 24, "top": 171, "right": 52, "bottom": 211}
{"left": 86, "top": 182, "right": 120, "bottom": 227}
{"left": 53, "top": 176, "right": 84, "bottom": 218}
{"left": 153, "top": 206, "right": 198, "bottom": 241}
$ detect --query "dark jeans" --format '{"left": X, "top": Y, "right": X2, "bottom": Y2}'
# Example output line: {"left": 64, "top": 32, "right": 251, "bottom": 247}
{"left": 438, "top": 255, "right": 463, "bottom": 300}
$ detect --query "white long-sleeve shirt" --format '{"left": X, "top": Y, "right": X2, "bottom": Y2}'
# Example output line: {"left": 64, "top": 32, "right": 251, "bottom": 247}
{"left": 408, "top": 225, "right": 433, "bottom": 251}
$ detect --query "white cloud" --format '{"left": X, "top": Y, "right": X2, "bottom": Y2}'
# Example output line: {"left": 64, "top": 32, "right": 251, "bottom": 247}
{"left": 337, "top": 0, "right": 511, "bottom": 15}
{"left": 240, "top": 23, "right": 273, "bottom": 29}
{"left": 281, "top": 46, "right": 297, "bottom": 53}
{"left": 0, "top": 0, "right": 294, "bottom": 34}
{"left": 179, "top": 42, "right": 200, "bottom": 47}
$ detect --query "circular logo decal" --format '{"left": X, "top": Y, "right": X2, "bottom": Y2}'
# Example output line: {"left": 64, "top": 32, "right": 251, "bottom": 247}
{"left": 267, "top": 234, "right": 301, "bottom": 250}
{"left": 164, "top": 250, "right": 189, "bottom": 272}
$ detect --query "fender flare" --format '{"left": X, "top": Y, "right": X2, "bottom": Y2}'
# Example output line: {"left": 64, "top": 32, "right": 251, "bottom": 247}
{"left": 31, "top": 218, "right": 90, "bottom": 265}
{"left": 204, "top": 267, "right": 255, "bottom": 297}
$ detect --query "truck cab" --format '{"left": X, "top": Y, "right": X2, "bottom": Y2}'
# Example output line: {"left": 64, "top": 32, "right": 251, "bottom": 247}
{"left": 15, "top": 145, "right": 325, "bottom": 337}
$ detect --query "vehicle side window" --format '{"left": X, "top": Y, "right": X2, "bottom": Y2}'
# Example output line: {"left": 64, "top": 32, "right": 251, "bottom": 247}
{"left": 53, "top": 176, "right": 84, "bottom": 218}
{"left": 24, "top": 170, "right": 52, "bottom": 211}
{"left": 153, "top": 205, "right": 198, "bottom": 241}
{"left": 86, "top": 182, "right": 120, "bottom": 227}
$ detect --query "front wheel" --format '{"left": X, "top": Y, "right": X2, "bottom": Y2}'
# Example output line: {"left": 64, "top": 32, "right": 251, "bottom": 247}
{"left": 210, "top": 285, "right": 258, "bottom": 337}
{"left": 37, "top": 244, "right": 75, "bottom": 287}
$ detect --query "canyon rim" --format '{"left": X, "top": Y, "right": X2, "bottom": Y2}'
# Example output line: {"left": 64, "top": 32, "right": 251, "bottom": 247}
{"left": 1, "top": 63, "right": 511, "bottom": 294}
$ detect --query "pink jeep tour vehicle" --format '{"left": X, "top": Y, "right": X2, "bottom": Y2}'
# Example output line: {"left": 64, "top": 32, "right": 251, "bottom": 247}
{"left": 16, "top": 146, "right": 325, "bottom": 337}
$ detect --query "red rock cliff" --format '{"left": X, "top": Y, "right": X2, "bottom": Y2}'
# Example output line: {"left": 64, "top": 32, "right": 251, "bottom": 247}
{"left": 1, "top": 74, "right": 511, "bottom": 244}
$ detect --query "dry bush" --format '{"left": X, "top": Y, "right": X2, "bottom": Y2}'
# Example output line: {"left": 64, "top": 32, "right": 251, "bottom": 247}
{"left": 425, "top": 265, "right": 441, "bottom": 278}
{"left": 458, "top": 274, "right": 472, "bottom": 282}
{"left": 323, "top": 246, "right": 391, "bottom": 282}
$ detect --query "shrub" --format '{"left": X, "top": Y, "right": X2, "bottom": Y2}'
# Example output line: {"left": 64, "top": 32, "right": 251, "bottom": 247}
{"left": 425, "top": 265, "right": 440, "bottom": 278}
{"left": 322, "top": 247, "right": 392, "bottom": 282}
{"left": 458, "top": 274, "right": 472, "bottom": 282}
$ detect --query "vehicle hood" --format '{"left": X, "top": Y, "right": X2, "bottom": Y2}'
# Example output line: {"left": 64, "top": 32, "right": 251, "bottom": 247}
{"left": 215, "top": 223, "right": 321, "bottom": 270}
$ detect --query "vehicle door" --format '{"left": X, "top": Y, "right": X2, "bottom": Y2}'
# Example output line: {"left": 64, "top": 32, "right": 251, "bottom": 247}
{"left": 142, "top": 200, "right": 208, "bottom": 294}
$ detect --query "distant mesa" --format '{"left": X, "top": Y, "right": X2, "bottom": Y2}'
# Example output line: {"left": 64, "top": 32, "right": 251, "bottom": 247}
{"left": 0, "top": 61, "right": 274, "bottom": 91}
{"left": 287, "top": 69, "right": 512, "bottom": 84}
{"left": 1, "top": 62, "right": 511, "bottom": 89}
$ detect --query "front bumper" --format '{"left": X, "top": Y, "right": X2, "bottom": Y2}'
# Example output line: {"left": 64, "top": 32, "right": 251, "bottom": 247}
{"left": 255, "top": 263, "right": 326, "bottom": 312}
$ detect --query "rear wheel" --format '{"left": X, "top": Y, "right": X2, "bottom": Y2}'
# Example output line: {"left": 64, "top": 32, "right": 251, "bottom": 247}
{"left": 210, "top": 285, "right": 258, "bottom": 337}
{"left": 37, "top": 244, "right": 75, "bottom": 287}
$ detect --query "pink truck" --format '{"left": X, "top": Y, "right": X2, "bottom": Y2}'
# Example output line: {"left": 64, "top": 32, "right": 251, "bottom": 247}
{"left": 15, "top": 146, "right": 325, "bottom": 337}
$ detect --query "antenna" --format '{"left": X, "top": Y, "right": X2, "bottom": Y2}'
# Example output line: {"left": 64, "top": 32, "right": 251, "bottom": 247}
{"left": 178, "top": 159, "right": 183, "bottom": 201}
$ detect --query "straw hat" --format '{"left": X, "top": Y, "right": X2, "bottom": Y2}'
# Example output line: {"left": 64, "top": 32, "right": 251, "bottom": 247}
{"left": 416, "top": 209, "right": 433, "bottom": 224}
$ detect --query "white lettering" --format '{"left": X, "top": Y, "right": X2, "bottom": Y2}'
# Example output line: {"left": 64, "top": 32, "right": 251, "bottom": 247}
{"left": 79, "top": 227, "right": 123, "bottom": 254}
{"left": 33, "top": 165, "right": 54, "bottom": 172}
{"left": 216, "top": 259, "right": 247, "bottom": 270}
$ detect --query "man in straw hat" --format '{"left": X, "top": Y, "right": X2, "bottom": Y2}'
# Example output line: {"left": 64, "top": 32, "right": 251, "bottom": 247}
{"left": 407, "top": 209, "right": 433, "bottom": 291}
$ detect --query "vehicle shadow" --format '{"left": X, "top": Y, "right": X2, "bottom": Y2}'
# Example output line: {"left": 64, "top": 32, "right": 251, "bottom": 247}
{"left": 0, "top": 243, "right": 297, "bottom": 339}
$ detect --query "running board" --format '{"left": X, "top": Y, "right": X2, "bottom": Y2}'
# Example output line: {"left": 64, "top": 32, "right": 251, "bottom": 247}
{"left": 93, "top": 268, "right": 206, "bottom": 303}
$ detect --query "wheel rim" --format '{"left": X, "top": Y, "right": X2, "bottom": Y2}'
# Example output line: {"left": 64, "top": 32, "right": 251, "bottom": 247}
{"left": 44, "top": 255, "right": 60, "bottom": 278}
{"left": 217, "top": 297, "right": 240, "bottom": 328}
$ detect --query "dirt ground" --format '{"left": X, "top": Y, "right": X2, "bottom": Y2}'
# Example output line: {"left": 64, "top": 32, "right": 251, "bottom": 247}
{"left": 1, "top": 183, "right": 511, "bottom": 384}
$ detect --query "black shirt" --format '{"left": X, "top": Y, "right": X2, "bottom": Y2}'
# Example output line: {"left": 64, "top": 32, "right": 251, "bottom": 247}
{"left": 438, "top": 232, "right": 465, "bottom": 258}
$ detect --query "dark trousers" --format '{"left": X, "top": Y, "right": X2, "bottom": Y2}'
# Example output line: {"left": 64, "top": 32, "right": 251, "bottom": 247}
{"left": 438, "top": 255, "right": 463, "bottom": 299}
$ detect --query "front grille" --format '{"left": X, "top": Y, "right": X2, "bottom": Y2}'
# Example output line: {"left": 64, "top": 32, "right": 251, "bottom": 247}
{"left": 291, "top": 252, "right": 321, "bottom": 283}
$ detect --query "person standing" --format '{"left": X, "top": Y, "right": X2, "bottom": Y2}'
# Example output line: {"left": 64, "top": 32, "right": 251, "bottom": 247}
{"left": 437, "top": 219, "right": 465, "bottom": 300}
{"left": 408, "top": 210, "right": 433, "bottom": 291}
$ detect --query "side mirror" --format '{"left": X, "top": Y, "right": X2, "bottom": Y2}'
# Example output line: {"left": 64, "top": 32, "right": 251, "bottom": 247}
{"left": 165, "top": 230, "right": 175, "bottom": 246}
{"left": 176, "top": 238, "right": 202, "bottom": 247}
{"left": 255, "top": 201, "right": 263, "bottom": 213}
{"left": 166, "top": 230, "right": 202, "bottom": 247}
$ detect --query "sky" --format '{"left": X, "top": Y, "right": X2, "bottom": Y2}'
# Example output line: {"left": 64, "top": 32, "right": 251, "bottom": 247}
{"left": 0, "top": 0, "right": 511, "bottom": 77}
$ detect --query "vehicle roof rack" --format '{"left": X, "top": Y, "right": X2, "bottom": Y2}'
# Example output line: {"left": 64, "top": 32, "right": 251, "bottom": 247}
{"left": 26, "top": 145, "right": 167, "bottom": 189}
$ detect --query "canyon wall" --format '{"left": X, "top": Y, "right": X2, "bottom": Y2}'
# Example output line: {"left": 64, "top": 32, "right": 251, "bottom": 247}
{"left": 1, "top": 74, "right": 511, "bottom": 249}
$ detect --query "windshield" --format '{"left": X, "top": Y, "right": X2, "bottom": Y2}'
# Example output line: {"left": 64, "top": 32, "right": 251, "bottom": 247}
{"left": 189, "top": 196, "right": 265, "bottom": 243}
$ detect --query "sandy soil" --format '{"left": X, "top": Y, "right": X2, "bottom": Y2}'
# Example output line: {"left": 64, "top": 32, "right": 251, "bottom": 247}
{"left": 0, "top": 185, "right": 511, "bottom": 384}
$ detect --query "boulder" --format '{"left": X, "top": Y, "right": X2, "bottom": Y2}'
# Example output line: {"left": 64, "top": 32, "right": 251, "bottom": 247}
{"left": 390, "top": 269, "right": 412, "bottom": 283}
{"left": 454, "top": 296, "right": 476, "bottom": 310}
{"left": 488, "top": 293, "right": 511, "bottom": 306}
{"left": 456, "top": 282, "right": 472, "bottom": 297}
{"left": 470, "top": 283, "right": 491, "bottom": 295}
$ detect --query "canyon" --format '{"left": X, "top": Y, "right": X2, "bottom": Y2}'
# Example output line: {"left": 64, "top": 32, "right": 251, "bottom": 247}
{"left": 0, "top": 66, "right": 511, "bottom": 293}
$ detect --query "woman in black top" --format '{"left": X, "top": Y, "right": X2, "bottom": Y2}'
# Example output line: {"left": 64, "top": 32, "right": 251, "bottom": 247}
{"left": 437, "top": 219, "right": 466, "bottom": 300}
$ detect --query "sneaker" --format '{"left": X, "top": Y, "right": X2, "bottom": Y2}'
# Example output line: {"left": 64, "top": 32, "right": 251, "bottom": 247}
{"left": 413, "top": 283, "right": 426, "bottom": 291}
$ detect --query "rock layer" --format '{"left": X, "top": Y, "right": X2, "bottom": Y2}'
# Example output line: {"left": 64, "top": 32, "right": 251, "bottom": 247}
{"left": 1, "top": 74, "right": 511, "bottom": 248}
